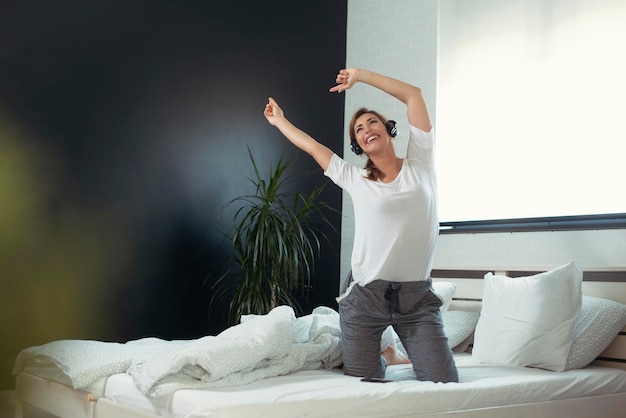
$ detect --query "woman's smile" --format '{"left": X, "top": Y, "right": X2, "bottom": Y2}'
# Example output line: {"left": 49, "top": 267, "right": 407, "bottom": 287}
{"left": 366, "top": 134, "right": 379, "bottom": 144}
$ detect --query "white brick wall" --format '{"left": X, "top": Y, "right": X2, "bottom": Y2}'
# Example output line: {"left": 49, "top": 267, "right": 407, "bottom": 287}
{"left": 340, "top": 0, "right": 439, "bottom": 283}
{"left": 435, "top": 229, "right": 626, "bottom": 271}
{"left": 340, "top": 0, "right": 626, "bottom": 286}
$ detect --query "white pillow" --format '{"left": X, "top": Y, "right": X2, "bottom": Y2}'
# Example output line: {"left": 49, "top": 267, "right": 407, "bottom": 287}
{"left": 565, "top": 295, "right": 626, "bottom": 370}
{"left": 442, "top": 310, "right": 480, "bottom": 350}
{"left": 432, "top": 281, "right": 457, "bottom": 313}
{"left": 473, "top": 261, "right": 583, "bottom": 371}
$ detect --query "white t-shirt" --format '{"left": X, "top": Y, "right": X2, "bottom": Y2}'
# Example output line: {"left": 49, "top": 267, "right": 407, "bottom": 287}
{"left": 324, "top": 124, "right": 438, "bottom": 287}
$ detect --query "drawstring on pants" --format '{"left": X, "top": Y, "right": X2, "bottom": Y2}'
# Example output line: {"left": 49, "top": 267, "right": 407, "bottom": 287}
{"left": 384, "top": 282, "right": 402, "bottom": 314}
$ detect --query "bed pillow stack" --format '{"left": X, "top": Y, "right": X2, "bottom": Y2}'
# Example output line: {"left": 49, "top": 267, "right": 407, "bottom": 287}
{"left": 473, "top": 261, "right": 583, "bottom": 371}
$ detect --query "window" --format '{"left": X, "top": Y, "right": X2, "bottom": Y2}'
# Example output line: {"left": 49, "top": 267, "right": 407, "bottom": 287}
{"left": 436, "top": 0, "right": 626, "bottom": 231}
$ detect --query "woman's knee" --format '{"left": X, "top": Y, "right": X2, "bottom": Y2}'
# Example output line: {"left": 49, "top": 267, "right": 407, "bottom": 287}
{"left": 343, "top": 352, "right": 386, "bottom": 378}
{"left": 414, "top": 359, "right": 458, "bottom": 383}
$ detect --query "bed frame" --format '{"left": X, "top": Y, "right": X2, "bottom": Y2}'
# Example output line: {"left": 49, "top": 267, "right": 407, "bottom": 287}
{"left": 13, "top": 268, "right": 626, "bottom": 418}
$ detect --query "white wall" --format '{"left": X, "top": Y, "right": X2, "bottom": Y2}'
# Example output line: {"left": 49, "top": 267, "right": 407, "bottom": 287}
{"left": 341, "top": 0, "right": 625, "bottom": 283}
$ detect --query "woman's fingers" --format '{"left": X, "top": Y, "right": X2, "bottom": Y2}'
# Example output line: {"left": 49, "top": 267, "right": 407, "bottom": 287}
{"left": 329, "top": 69, "right": 352, "bottom": 93}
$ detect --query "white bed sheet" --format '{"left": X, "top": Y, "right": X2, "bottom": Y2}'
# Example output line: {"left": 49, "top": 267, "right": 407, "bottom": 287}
{"left": 103, "top": 354, "right": 626, "bottom": 418}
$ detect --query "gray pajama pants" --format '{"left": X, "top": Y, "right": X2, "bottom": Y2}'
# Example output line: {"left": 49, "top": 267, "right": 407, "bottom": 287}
{"left": 338, "top": 273, "right": 458, "bottom": 383}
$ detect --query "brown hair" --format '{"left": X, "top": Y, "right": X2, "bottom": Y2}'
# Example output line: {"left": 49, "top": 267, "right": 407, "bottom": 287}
{"left": 349, "top": 107, "right": 391, "bottom": 182}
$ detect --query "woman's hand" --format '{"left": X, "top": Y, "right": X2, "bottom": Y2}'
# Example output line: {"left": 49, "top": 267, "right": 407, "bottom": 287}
{"left": 329, "top": 68, "right": 359, "bottom": 93}
{"left": 262, "top": 96, "right": 334, "bottom": 171}
{"left": 264, "top": 97, "right": 284, "bottom": 126}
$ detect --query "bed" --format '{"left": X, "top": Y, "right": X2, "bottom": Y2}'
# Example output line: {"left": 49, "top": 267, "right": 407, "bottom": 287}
{"left": 13, "top": 263, "right": 626, "bottom": 418}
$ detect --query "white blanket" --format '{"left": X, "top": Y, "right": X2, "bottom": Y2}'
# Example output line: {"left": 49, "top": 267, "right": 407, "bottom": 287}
{"left": 14, "top": 306, "right": 344, "bottom": 397}
{"left": 128, "top": 306, "right": 343, "bottom": 396}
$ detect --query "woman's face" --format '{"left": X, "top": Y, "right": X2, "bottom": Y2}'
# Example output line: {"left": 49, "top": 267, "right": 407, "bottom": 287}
{"left": 353, "top": 113, "right": 388, "bottom": 155}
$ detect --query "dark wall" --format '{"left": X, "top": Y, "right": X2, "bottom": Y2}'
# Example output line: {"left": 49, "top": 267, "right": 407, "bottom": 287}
{"left": 0, "top": 0, "right": 346, "bottom": 389}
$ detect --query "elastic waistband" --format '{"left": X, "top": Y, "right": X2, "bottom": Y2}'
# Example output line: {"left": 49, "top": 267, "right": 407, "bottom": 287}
{"left": 364, "top": 278, "right": 432, "bottom": 291}
{"left": 337, "top": 272, "right": 433, "bottom": 304}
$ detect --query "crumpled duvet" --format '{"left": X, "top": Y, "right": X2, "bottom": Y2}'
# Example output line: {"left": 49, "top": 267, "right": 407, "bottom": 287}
{"left": 13, "top": 306, "right": 344, "bottom": 397}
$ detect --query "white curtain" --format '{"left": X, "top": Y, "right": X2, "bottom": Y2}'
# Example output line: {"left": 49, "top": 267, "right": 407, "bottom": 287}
{"left": 436, "top": 0, "right": 626, "bottom": 222}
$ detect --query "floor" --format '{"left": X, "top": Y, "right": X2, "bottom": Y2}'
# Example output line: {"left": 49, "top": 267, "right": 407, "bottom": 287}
{"left": 0, "top": 391, "right": 15, "bottom": 417}
{"left": 0, "top": 391, "right": 55, "bottom": 418}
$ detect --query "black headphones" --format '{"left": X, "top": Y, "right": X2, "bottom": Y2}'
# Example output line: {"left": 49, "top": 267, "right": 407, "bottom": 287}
{"left": 350, "top": 120, "right": 398, "bottom": 156}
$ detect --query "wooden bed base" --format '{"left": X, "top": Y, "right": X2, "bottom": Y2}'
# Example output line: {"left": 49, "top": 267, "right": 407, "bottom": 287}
{"left": 412, "top": 392, "right": 626, "bottom": 418}
{"left": 15, "top": 372, "right": 95, "bottom": 418}
{"left": 14, "top": 267, "right": 626, "bottom": 418}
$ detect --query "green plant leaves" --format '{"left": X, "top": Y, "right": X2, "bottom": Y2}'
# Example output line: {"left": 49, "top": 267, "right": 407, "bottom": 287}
{"left": 211, "top": 147, "right": 336, "bottom": 325}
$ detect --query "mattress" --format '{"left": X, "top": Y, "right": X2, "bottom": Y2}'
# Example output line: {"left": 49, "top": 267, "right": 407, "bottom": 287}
{"left": 102, "top": 354, "right": 626, "bottom": 418}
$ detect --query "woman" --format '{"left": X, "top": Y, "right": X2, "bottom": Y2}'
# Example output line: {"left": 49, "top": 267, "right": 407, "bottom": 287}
{"left": 264, "top": 68, "right": 458, "bottom": 383}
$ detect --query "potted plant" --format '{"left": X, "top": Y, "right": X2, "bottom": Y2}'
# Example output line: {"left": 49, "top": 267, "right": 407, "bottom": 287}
{"left": 211, "top": 147, "right": 336, "bottom": 325}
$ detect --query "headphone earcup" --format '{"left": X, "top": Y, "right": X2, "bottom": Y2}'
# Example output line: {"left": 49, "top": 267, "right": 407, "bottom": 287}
{"left": 386, "top": 120, "right": 398, "bottom": 137}
{"left": 350, "top": 139, "right": 363, "bottom": 155}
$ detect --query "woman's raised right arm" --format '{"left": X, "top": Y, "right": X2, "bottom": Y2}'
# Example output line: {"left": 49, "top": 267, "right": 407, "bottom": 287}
{"left": 264, "top": 97, "right": 334, "bottom": 171}
{"left": 330, "top": 68, "right": 432, "bottom": 133}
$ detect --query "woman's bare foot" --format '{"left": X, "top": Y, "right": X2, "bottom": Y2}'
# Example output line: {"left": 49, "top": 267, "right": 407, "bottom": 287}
{"left": 381, "top": 345, "right": 411, "bottom": 365}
